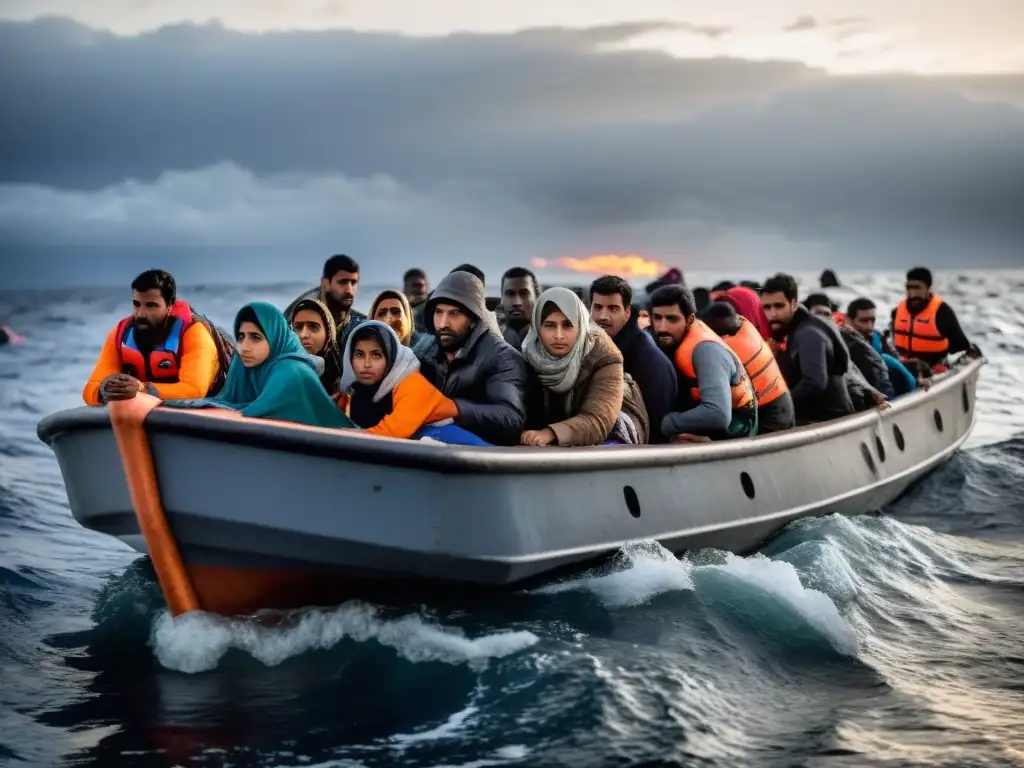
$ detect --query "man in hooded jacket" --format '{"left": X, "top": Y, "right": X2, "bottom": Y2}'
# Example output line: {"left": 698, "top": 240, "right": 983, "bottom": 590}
{"left": 419, "top": 271, "right": 529, "bottom": 446}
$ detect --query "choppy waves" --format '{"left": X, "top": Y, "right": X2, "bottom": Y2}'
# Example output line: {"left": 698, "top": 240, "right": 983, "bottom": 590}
{"left": 49, "top": 498, "right": 1020, "bottom": 767}
{"left": 1, "top": 272, "right": 1023, "bottom": 767}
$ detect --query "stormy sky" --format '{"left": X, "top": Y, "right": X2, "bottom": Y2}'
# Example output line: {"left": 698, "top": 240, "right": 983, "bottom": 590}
{"left": 1, "top": 3, "right": 1023, "bottom": 289}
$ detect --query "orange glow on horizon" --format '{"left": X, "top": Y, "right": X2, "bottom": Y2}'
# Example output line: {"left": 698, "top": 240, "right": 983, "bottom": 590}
{"left": 529, "top": 254, "right": 667, "bottom": 278}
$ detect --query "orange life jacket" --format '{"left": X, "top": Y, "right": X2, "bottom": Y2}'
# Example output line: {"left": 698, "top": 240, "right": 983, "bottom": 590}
{"left": 115, "top": 300, "right": 195, "bottom": 383}
{"left": 674, "top": 320, "right": 755, "bottom": 410}
{"left": 723, "top": 318, "right": 789, "bottom": 406}
{"left": 892, "top": 295, "right": 949, "bottom": 358}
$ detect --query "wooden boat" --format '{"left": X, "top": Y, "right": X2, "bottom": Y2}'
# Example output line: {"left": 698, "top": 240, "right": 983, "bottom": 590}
{"left": 37, "top": 358, "right": 983, "bottom": 617}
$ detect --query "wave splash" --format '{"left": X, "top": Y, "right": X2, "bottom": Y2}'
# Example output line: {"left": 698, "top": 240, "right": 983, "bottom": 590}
{"left": 151, "top": 601, "right": 540, "bottom": 674}
{"left": 534, "top": 538, "right": 860, "bottom": 657}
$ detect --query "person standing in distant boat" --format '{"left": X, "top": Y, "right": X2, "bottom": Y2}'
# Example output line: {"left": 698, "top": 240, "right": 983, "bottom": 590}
{"left": 820, "top": 269, "right": 841, "bottom": 288}
{"left": 651, "top": 285, "right": 757, "bottom": 442}
{"left": 82, "top": 269, "right": 232, "bottom": 405}
{"left": 289, "top": 297, "right": 343, "bottom": 395}
{"left": 403, "top": 268, "right": 430, "bottom": 333}
{"left": 285, "top": 255, "right": 367, "bottom": 352}
{"left": 499, "top": 266, "right": 540, "bottom": 352}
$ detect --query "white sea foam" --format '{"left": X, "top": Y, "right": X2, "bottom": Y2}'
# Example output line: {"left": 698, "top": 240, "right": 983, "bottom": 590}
{"left": 534, "top": 540, "right": 695, "bottom": 607}
{"left": 151, "top": 601, "right": 539, "bottom": 674}
{"left": 699, "top": 551, "right": 860, "bottom": 655}
{"left": 535, "top": 539, "right": 859, "bottom": 656}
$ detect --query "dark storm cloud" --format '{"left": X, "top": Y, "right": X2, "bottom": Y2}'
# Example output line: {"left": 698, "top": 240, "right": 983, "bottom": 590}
{"left": 0, "top": 17, "right": 817, "bottom": 188}
{"left": 0, "top": 15, "right": 1023, "bottom": 281}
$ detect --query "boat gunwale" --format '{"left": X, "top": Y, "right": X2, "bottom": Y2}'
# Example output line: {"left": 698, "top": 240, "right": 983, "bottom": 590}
{"left": 36, "top": 358, "right": 983, "bottom": 474}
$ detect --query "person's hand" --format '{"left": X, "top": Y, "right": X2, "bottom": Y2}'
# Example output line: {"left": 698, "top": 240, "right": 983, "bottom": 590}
{"left": 669, "top": 433, "right": 712, "bottom": 444}
{"left": 917, "top": 377, "right": 932, "bottom": 391}
{"left": 520, "top": 428, "right": 557, "bottom": 446}
{"left": 874, "top": 392, "right": 891, "bottom": 410}
{"left": 965, "top": 343, "right": 984, "bottom": 360}
{"left": 102, "top": 373, "right": 143, "bottom": 401}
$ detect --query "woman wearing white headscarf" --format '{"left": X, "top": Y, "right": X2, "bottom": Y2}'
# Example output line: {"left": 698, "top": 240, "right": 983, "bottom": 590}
{"left": 520, "top": 288, "right": 649, "bottom": 446}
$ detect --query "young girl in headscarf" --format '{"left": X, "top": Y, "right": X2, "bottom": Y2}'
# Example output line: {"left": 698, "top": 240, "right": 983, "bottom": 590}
{"left": 520, "top": 288, "right": 648, "bottom": 446}
{"left": 336, "top": 321, "right": 487, "bottom": 443}
{"left": 164, "top": 301, "right": 356, "bottom": 429}
{"left": 368, "top": 290, "right": 434, "bottom": 358}
{"left": 289, "top": 297, "right": 343, "bottom": 395}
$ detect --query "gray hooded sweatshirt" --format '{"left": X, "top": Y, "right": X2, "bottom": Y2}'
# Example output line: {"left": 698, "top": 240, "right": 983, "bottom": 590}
{"left": 420, "top": 271, "right": 529, "bottom": 446}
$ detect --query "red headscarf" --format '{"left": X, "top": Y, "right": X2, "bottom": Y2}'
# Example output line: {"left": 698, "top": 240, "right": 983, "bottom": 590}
{"left": 713, "top": 287, "right": 771, "bottom": 339}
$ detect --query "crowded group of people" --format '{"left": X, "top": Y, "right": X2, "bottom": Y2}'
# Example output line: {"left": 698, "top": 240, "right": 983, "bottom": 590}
{"left": 82, "top": 256, "right": 980, "bottom": 447}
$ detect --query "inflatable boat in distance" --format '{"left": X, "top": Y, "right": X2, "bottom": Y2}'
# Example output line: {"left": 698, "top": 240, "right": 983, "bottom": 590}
{"left": 37, "top": 357, "right": 983, "bottom": 617}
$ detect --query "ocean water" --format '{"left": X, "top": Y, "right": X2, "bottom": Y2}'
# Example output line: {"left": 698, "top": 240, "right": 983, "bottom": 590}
{"left": 1, "top": 270, "right": 1023, "bottom": 768}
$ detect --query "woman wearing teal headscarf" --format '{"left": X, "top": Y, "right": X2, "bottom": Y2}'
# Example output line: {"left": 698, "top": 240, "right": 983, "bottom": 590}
{"left": 164, "top": 301, "right": 357, "bottom": 429}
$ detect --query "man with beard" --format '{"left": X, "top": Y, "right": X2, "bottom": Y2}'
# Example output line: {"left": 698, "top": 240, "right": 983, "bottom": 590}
{"left": 589, "top": 275, "right": 677, "bottom": 443}
{"left": 889, "top": 266, "right": 974, "bottom": 371}
{"left": 403, "top": 268, "right": 430, "bottom": 332}
{"left": 499, "top": 266, "right": 540, "bottom": 351}
{"left": 760, "top": 274, "right": 854, "bottom": 424}
{"left": 83, "top": 269, "right": 227, "bottom": 405}
{"left": 448, "top": 264, "right": 505, "bottom": 338}
{"left": 419, "top": 270, "right": 528, "bottom": 445}
{"left": 286, "top": 255, "right": 367, "bottom": 351}
{"left": 650, "top": 285, "right": 756, "bottom": 441}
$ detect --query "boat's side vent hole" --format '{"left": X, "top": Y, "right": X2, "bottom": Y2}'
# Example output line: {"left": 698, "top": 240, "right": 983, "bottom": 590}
{"left": 961, "top": 384, "right": 970, "bottom": 414}
{"left": 934, "top": 410, "right": 944, "bottom": 432}
{"left": 893, "top": 424, "right": 906, "bottom": 452}
{"left": 860, "top": 442, "right": 877, "bottom": 474}
{"left": 623, "top": 485, "right": 641, "bottom": 518}
{"left": 740, "top": 472, "right": 755, "bottom": 499}
{"left": 875, "top": 434, "right": 886, "bottom": 463}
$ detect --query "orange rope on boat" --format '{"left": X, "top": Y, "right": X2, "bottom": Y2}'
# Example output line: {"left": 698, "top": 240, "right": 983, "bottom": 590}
{"left": 108, "top": 394, "right": 200, "bottom": 616}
